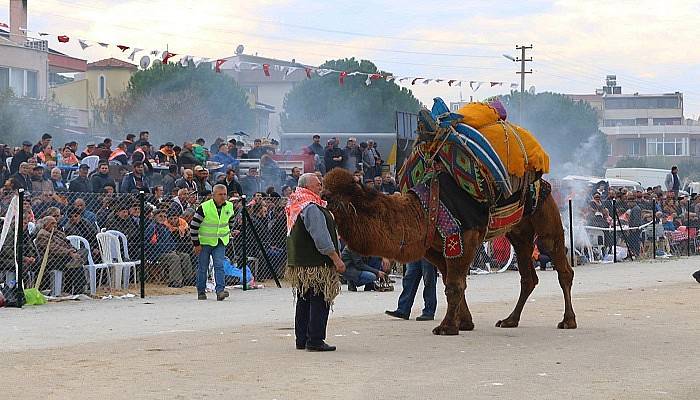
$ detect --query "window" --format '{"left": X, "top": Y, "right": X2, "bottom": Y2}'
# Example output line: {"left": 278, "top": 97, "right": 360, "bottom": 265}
{"left": 604, "top": 96, "right": 681, "bottom": 110}
{"left": 604, "top": 119, "right": 635, "bottom": 127}
{"left": 646, "top": 138, "right": 686, "bottom": 156}
{"left": 653, "top": 118, "right": 682, "bottom": 126}
{"left": 626, "top": 139, "right": 641, "bottom": 155}
{"left": 98, "top": 75, "right": 106, "bottom": 99}
{"left": 10, "top": 68, "right": 24, "bottom": 96}
{"left": 25, "top": 70, "right": 38, "bottom": 98}
{"left": 0, "top": 67, "right": 8, "bottom": 92}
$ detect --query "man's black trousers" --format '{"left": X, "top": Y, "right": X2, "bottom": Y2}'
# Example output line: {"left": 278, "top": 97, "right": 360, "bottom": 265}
{"left": 295, "top": 289, "right": 330, "bottom": 347}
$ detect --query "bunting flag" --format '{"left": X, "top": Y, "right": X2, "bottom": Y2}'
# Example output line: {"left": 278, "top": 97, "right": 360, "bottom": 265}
{"left": 78, "top": 39, "right": 90, "bottom": 50}
{"left": 214, "top": 59, "right": 227, "bottom": 73}
{"left": 339, "top": 71, "right": 348, "bottom": 86}
{"left": 57, "top": 35, "right": 69, "bottom": 43}
{"left": 365, "top": 73, "right": 382, "bottom": 86}
{"left": 117, "top": 45, "right": 130, "bottom": 52}
{"left": 194, "top": 57, "right": 209, "bottom": 67}
{"left": 285, "top": 66, "right": 299, "bottom": 78}
{"left": 510, "top": 83, "right": 519, "bottom": 89}
{"left": 0, "top": 22, "right": 9, "bottom": 29}
{"left": 305, "top": 67, "right": 313, "bottom": 79}
{"left": 39, "top": 32, "right": 49, "bottom": 36}
{"left": 262, "top": 63, "right": 271, "bottom": 76}
{"left": 128, "top": 48, "right": 143, "bottom": 61}
{"left": 180, "top": 55, "right": 193, "bottom": 67}
{"left": 399, "top": 77, "right": 409, "bottom": 83}
{"left": 161, "top": 51, "right": 177, "bottom": 64}
{"left": 316, "top": 68, "right": 333, "bottom": 77}
{"left": 386, "top": 76, "right": 396, "bottom": 82}
{"left": 448, "top": 80, "right": 457, "bottom": 86}
{"left": 490, "top": 82, "right": 502, "bottom": 87}
{"left": 411, "top": 78, "right": 421, "bottom": 85}
{"left": 470, "top": 81, "right": 482, "bottom": 91}
{"left": 422, "top": 79, "right": 432, "bottom": 85}
{"left": 98, "top": 42, "right": 109, "bottom": 48}
{"left": 150, "top": 49, "right": 160, "bottom": 56}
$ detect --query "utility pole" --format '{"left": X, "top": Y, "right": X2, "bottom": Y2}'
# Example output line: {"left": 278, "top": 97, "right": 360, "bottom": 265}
{"left": 515, "top": 44, "right": 533, "bottom": 123}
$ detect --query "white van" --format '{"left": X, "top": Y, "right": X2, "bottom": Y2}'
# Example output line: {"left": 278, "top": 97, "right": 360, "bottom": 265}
{"left": 604, "top": 168, "right": 670, "bottom": 189}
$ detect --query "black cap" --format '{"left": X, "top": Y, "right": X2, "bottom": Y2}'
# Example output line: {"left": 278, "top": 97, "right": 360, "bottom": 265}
{"left": 164, "top": 141, "right": 175, "bottom": 147}
{"left": 22, "top": 140, "right": 32, "bottom": 146}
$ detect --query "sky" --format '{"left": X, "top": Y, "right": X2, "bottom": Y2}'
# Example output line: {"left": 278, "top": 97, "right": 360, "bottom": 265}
{"left": 2, "top": 0, "right": 699, "bottom": 118}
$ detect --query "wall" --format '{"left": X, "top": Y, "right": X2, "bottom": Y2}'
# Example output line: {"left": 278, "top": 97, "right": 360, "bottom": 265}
{"left": 86, "top": 68, "right": 133, "bottom": 103}
{"left": 0, "top": 41, "right": 48, "bottom": 99}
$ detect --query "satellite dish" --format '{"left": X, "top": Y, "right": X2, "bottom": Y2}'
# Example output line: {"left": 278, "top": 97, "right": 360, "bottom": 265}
{"left": 235, "top": 44, "right": 244, "bottom": 55}
{"left": 139, "top": 55, "right": 151, "bottom": 69}
{"left": 528, "top": 86, "right": 536, "bottom": 95}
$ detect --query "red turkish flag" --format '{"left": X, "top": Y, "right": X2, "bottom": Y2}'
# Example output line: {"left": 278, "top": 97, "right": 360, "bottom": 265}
{"left": 162, "top": 51, "right": 177, "bottom": 64}
{"left": 57, "top": 35, "right": 69, "bottom": 43}
{"left": 117, "top": 45, "right": 130, "bottom": 52}
{"left": 215, "top": 59, "right": 227, "bottom": 73}
{"left": 262, "top": 63, "right": 271, "bottom": 77}
{"left": 339, "top": 71, "right": 348, "bottom": 86}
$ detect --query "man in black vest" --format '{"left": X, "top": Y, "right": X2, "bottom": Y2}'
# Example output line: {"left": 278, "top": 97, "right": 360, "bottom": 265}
{"left": 285, "top": 173, "right": 345, "bottom": 352}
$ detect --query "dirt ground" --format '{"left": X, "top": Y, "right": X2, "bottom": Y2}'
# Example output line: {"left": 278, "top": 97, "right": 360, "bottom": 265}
{"left": 2, "top": 260, "right": 699, "bottom": 400}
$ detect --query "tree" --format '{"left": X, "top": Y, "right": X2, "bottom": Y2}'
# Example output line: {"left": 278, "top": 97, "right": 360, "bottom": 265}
{"left": 0, "top": 89, "right": 67, "bottom": 145}
{"left": 95, "top": 62, "right": 255, "bottom": 144}
{"left": 498, "top": 92, "right": 608, "bottom": 177}
{"left": 281, "top": 58, "right": 420, "bottom": 133}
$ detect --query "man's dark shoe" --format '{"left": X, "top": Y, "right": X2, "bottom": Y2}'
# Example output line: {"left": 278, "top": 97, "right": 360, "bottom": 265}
{"left": 347, "top": 282, "right": 357, "bottom": 292}
{"left": 216, "top": 291, "right": 230, "bottom": 301}
{"left": 693, "top": 270, "right": 700, "bottom": 283}
{"left": 306, "top": 341, "right": 336, "bottom": 352}
{"left": 296, "top": 343, "right": 306, "bottom": 350}
{"left": 416, "top": 315, "right": 434, "bottom": 321}
{"left": 364, "top": 282, "right": 376, "bottom": 291}
{"left": 385, "top": 310, "right": 409, "bottom": 320}
{"left": 197, "top": 293, "right": 207, "bottom": 300}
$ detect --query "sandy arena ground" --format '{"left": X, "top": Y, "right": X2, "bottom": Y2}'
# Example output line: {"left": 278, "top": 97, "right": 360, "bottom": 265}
{"left": 1, "top": 258, "right": 699, "bottom": 399}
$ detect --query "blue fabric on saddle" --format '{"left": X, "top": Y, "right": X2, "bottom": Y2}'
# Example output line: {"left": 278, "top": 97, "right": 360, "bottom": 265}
{"left": 399, "top": 98, "right": 512, "bottom": 202}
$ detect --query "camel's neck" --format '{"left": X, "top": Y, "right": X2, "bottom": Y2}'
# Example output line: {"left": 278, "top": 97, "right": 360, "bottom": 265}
{"left": 333, "top": 192, "right": 429, "bottom": 263}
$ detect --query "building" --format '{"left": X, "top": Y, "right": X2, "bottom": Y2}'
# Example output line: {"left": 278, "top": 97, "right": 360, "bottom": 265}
{"left": 50, "top": 58, "right": 137, "bottom": 134}
{"left": 220, "top": 53, "right": 309, "bottom": 138}
{"left": 567, "top": 76, "right": 700, "bottom": 166}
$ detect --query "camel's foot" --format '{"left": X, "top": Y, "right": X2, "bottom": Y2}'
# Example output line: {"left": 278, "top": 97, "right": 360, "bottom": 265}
{"left": 495, "top": 317, "right": 519, "bottom": 328}
{"left": 458, "top": 319, "right": 475, "bottom": 331}
{"left": 432, "top": 324, "right": 459, "bottom": 335}
{"left": 557, "top": 318, "right": 577, "bottom": 329}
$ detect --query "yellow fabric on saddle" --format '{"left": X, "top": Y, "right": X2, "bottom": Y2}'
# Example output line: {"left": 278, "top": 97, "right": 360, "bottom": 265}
{"left": 456, "top": 102, "right": 550, "bottom": 177}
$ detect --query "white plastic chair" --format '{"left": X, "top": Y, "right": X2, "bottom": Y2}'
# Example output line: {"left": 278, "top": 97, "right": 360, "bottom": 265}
{"left": 67, "top": 235, "right": 112, "bottom": 295}
{"left": 80, "top": 155, "right": 100, "bottom": 174}
{"left": 105, "top": 230, "right": 141, "bottom": 286}
{"left": 96, "top": 232, "right": 138, "bottom": 290}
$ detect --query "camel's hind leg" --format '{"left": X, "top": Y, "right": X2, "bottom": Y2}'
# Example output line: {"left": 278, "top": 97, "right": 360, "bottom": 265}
{"left": 425, "top": 248, "right": 474, "bottom": 331}
{"left": 534, "top": 194, "right": 577, "bottom": 329}
{"left": 428, "top": 230, "right": 480, "bottom": 335}
{"left": 498, "top": 220, "right": 537, "bottom": 328}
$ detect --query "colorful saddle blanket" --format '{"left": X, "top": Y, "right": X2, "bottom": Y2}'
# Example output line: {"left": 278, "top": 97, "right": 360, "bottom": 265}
{"left": 410, "top": 183, "right": 464, "bottom": 258}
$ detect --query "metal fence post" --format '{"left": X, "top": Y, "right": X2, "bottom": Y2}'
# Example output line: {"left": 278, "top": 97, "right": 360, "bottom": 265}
{"left": 17, "top": 189, "right": 24, "bottom": 293}
{"left": 139, "top": 191, "right": 146, "bottom": 298}
{"left": 568, "top": 199, "right": 575, "bottom": 268}
{"left": 612, "top": 199, "right": 617, "bottom": 263}
{"left": 687, "top": 203, "right": 691, "bottom": 257}
{"left": 241, "top": 195, "right": 247, "bottom": 291}
{"left": 652, "top": 198, "right": 656, "bottom": 259}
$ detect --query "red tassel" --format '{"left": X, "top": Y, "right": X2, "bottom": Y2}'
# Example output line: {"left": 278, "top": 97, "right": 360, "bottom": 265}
{"left": 339, "top": 71, "right": 348, "bottom": 86}
{"left": 117, "top": 45, "right": 130, "bottom": 52}
{"left": 263, "top": 63, "right": 271, "bottom": 77}
{"left": 215, "top": 59, "right": 227, "bottom": 73}
{"left": 57, "top": 35, "right": 69, "bottom": 43}
{"left": 305, "top": 67, "right": 312, "bottom": 79}
{"left": 162, "top": 51, "right": 177, "bottom": 64}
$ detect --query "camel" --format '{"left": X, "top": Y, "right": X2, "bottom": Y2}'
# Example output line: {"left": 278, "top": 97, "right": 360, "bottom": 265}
{"left": 323, "top": 167, "right": 576, "bottom": 335}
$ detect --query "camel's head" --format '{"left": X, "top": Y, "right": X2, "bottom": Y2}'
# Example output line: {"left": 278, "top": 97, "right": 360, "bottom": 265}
{"left": 322, "top": 168, "right": 379, "bottom": 216}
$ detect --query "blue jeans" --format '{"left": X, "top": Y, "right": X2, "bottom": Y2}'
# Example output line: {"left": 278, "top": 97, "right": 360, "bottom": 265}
{"left": 356, "top": 271, "right": 378, "bottom": 286}
{"left": 396, "top": 259, "right": 438, "bottom": 317}
{"left": 197, "top": 244, "right": 226, "bottom": 294}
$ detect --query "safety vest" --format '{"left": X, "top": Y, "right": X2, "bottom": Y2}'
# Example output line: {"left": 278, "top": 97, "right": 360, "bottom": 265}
{"left": 199, "top": 199, "right": 234, "bottom": 246}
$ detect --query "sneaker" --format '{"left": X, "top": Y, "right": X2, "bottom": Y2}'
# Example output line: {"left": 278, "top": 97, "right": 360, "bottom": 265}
{"left": 197, "top": 293, "right": 207, "bottom": 300}
{"left": 216, "top": 291, "right": 230, "bottom": 301}
{"left": 385, "top": 310, "right": 409, "bottom": 320}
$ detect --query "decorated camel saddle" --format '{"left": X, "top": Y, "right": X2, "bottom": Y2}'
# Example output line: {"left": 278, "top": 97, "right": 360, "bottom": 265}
{"left": 398, "top": 97, "right": 551, "bottom": 257}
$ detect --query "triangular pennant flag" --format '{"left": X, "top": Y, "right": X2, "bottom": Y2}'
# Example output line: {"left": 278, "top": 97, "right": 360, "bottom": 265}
{"left": 262, "top": 63, "right": 271, "bottom": 77}
{"left": 470, "top": 81, "right": 482, "bottom": 91}
{"left": 422, "top": 79, "right": 432, "bottom": 85}
{"left": 510, "top": 83, "right": 518, "bottom": 89}
{"left": 455, "top": 81, "right": 462, "bottom": 87}
{"left": 215, "top": 59, "right": 227, "bottom": 73}
{"left": 180, "top": 56, "right": 192, "bottom": 67}
{"left": 117, "top": 45, "right": 130, "bottom": 52}
{"left": 0, "top": 22, "right": 9, "bottom": 29}
{"left": 411, "top": 78, "right": 422, "bottom": 85}
{"left": 435, "top": 79, "right": 444, "bottom": 83}
{"left": 365, "top": 73, "right": 382, "bottom": 86}
{"left": 78, "top": 39, "right": 90, "bottom": 50}
{"left": 399, "top": 77, "right": 410, "bottom": 83}
{"left": 386, "top": 76, "right": 396, "bottom": 82}
{"left": 39, "top": 32, "right": 50, "bottom": 36}
{"left": 250, "top": 63, "right": 261, "bottom": 70}
{"left": 316, "top": 68, "right": 333, "bottom": 77}
{"left": 98, "top": 42, "right": 109, "bottom": 48}
{"left": 285, "top": 66, "right": 299, "bottom": 77}
{"left": 490, "top": 82, "right": 502, "bottom": 87}
{"left": 193, "top": 57, "right": 210, "bottom": 67}
{"left": 128, "top": 48, "right": 143, "bottom": 61}
{"left": 162, "top": 51, "right": 177, "bottom": 64}
{"left": 339, "top": 71, "right": 348, "bottom": 86}
{"left": 232, "top": 62, "right": 241, "bottom": 72}
{"left": 57, "top": 35, "right": 69, "bottom": 43}
{"left": 305, "top": 67, "right": 313, "bottom": 79}
{"left": 448, "top": 80, "right": 457, "bottom": 86}
{"left": 150, "top": 49, "right": 160, "bottom": 56}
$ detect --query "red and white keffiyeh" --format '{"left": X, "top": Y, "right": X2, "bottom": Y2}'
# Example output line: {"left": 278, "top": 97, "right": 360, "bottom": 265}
{"left": 285, "top": 186, "right": 327, "bottom": 235}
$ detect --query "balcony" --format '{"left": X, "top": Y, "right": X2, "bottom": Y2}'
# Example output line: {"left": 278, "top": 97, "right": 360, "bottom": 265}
{"left": 601, "top": 125, "right": 700, "bottom": 136}
{"left": 23, "top": 38, "right": 48, "bottom": 52}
